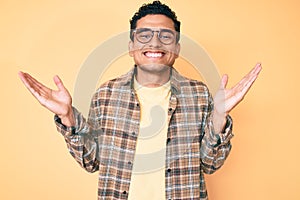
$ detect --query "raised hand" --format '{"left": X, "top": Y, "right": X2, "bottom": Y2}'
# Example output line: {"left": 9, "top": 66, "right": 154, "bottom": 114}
{"left": 213, "top": 63, "right": 262, "bottom": 133}
{"left": 18, "top": 71, "right": 75, "bottom": 126}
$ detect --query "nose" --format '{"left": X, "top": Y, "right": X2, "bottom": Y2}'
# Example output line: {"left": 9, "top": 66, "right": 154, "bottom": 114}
{"left": 148, "top": 32, "right": 162, "bottom": 48}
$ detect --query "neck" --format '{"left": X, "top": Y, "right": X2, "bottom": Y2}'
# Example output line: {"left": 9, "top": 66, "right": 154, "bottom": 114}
{"left": 135, "top": 65, "right": 171, "bottom": 88}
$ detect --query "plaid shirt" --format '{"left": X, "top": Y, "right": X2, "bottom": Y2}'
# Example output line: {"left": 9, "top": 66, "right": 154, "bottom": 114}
{"left": 55, "top": 67, "right": 233, "bottom": 200}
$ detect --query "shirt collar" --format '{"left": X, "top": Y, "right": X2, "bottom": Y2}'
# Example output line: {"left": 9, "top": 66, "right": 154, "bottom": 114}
{"left": 119, "top": 65, "right": 182, "bottom": 95}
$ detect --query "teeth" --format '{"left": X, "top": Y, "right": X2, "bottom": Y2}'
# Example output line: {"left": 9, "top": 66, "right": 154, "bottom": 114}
{"left": 145, "top": 52, "right": 163, "bottom": 58}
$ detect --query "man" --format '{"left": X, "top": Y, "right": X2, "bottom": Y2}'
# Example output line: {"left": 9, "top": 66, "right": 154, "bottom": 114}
{"left": 18, "top": 1, "right": 261, "bottom": 199}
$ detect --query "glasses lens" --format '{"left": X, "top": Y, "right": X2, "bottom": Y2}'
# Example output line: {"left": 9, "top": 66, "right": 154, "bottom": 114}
{"left": 135, "top": 29, "right": 153, "bottom": 43}
{"left": 159, "top": 29, "right": 175, "bottom": 44}
{"left": 134, "top": 28, "right": 176, "bottom": 44}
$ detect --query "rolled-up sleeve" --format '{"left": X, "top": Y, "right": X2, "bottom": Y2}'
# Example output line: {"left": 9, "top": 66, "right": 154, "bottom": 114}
{"left": 54, "top": 99, "right": 100, "bottom": 173}
{"left": 200, "top": 93, "right": 234, "bottom": 174}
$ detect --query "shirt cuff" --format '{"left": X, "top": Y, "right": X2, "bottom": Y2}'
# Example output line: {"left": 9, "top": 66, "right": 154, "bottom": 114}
{"left": 208, "top": 115, "right": 234, "bottom": 147}
{"left": 54, "top": 115, "right": 76, "bottom": 137}
{"left": 219, "top": 115, "right": 234, "bottom": 144}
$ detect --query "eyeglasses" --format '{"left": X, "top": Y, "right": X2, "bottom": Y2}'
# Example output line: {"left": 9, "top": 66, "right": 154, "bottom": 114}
{"left": 132, "top": 28, "right": 177, "bottom": 45}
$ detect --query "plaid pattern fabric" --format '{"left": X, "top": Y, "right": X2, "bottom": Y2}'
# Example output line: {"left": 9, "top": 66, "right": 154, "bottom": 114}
{"left": 55, "top": 66, "right": 233, "bottom": 200}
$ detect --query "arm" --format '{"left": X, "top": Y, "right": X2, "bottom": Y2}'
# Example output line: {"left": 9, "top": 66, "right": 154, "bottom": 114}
{"left": 55, "top": 103, "right": 100, "bottom": 173}
{"left": 18, "top": 71, "right": 100, "bottom": 172}
{"left": 201, "top": 63, "right": 262, "bottom": 174}
{"left": 200, "top": 94, "right": 233, "bottom": 174}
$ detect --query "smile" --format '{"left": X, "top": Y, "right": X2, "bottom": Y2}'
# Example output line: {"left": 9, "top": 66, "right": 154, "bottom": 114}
{"left": 143, "top": 51, "right": 165, "bottom": 58}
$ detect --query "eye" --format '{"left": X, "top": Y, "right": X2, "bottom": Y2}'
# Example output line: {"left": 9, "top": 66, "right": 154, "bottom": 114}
{"left": 136, "top": 30, "right": 153, "bottom": 41}
{"left": 160, "top": 29, "right": 174, "bottom": 35}
{"left": 160, "top": 35, "right": 172, "bottom": 39}
{"left": 139, "top": 33, "right": 152, "bottom": 39}
{"left": 159, "top": 31, "right": 174, "bottom": 41}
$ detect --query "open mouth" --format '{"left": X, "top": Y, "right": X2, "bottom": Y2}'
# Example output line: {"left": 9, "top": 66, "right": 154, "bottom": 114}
{"left": 143, "top": 51, "right": 166, "bottom": 58}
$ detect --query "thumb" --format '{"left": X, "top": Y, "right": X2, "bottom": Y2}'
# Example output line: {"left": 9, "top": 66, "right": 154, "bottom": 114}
{"left": 53, "top": 75, "right": 66, "bottom": 91}
{"left": 219, "top": 74, "right": 228, "bottom": 90}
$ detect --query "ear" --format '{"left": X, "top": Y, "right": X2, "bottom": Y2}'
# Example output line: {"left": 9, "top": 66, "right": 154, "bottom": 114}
{"left": 174, "top": 43, "right": 181, "bottom": 58}
{"left": 128, "top": 41, "right": 134, "bottom": 57}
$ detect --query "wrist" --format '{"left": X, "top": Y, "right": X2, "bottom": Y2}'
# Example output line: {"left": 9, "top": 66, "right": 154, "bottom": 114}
{"left": 58, "top": 106, "right": 75, "bottom": 127}
{"left": 212, "top": 110, "right": 227, "bottom": 133}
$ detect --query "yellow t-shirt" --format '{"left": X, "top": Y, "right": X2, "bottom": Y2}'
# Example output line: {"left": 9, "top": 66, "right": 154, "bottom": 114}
{"left": 128, "top": 78, "right": 171, "bottom": 200}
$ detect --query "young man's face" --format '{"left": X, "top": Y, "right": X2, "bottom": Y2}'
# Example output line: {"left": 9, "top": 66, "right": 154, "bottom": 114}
{"left": 129, "top": 14, "right": 180, "bottom": 73}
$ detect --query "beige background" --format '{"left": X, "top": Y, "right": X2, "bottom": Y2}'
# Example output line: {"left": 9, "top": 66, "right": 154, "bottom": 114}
{"left": 1, "top": 0, "right": 300, "bottom": 199}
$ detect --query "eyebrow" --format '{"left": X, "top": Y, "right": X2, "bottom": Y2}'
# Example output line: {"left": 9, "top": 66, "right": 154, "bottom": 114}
{"left": 135, "top": 28, "right": 175, "bottom": 33}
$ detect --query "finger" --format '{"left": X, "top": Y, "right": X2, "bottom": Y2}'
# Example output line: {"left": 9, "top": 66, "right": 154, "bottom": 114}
{"left": 254, "top": 63, "right": 262, "bottom": 75}
{"left": 20, "top": 75, "right": 44, "bottom": 100}
{"left": 239, "top": 73, "right": 258, "bottom": 96}
{"left": 18, "top": 72, "right": 50, "bottom": 102}
{"left": 18, "top": 71, "right": 31, "bottom": 88}
{"left": 231, "top": 63, "right": 261, "bottom": 91}
{"left": 246, "top": 63, "right": 262, "bottom": 77}
{"left": 219, "top": 74, "right": 228, "bottom": 90}
{"left": 230, "top": 74, "right": 258, "bottom": 105}
{"left": 223, "top": 63, "right": 262, "bottom": 112}
{"left": 20, "top": 71, "right": 43, "bottom": 89}
{"left": 228, "top": 70, "right": 260, "bottom": 103}
{"left": 23, "top": 72, "right": 51, "bottom": 96}
{"left": 53, "top": 75, "right": 67, "bottom": 91}
{"left": 18, "top": 71, "right": 28, "bottom": 87}
{"left": 26, "top": 75, "right": 51, "bottom": 97}
{"left": 241, "top": 63, "right": 262, "bottom": 89}
{"left": 248, "top": 63, "right": 262, "bottom": 78}
{"left": 25, "top": 72, "right": 49, "bottom": 90}
{"left": 19, "top": 71, "right": 39, "bottom": 93}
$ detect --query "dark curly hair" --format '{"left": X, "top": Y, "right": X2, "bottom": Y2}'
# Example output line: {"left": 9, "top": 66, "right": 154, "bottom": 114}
{"left": 130, "top": 1, "right": 181, "bottom": 42}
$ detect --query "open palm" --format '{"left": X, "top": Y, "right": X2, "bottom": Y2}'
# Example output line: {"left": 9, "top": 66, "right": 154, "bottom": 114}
{"left": 213, "top": 63, "right": 262, "bottom": 132}
{"left": 18, "top": 72, "right": 73, "bottom": 120}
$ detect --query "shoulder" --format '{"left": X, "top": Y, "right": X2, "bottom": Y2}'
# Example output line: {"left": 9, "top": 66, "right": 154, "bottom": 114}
{"left": 171, "top": 68, "right": 210, "bottom": 95}
{"left": 92, "top": 69, "right": 133, "bottom": 100}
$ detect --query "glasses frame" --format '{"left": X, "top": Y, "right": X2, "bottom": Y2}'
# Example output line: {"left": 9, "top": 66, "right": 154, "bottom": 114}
{"left": 132, "top": 28, "right": 177, "bottom": 45}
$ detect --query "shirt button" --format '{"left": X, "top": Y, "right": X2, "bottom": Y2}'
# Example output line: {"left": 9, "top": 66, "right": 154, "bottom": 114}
{"left": 132, "top": 132, "right": 135, "bottom": 135}
{"left": 167, "top": 168, "right": 172, "bottom": 173}
{"left": 128, "top": 161, "right": 132, "bottom": 165}
{"left": 123, "top": 191, "right": 127, "bottom": 194}
{"left": 166, "top": 138, "right": 171, "bottom": 144}
{"left": 168, "top": 108, "right": 172, "bottom": 112}
{"left": 136, "top": 103, "right": 140, "bottom": 107}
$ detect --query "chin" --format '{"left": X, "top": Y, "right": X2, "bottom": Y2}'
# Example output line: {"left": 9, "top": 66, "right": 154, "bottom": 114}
{"left": 137, "top": 63, "right": 171, "bottom": 74}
